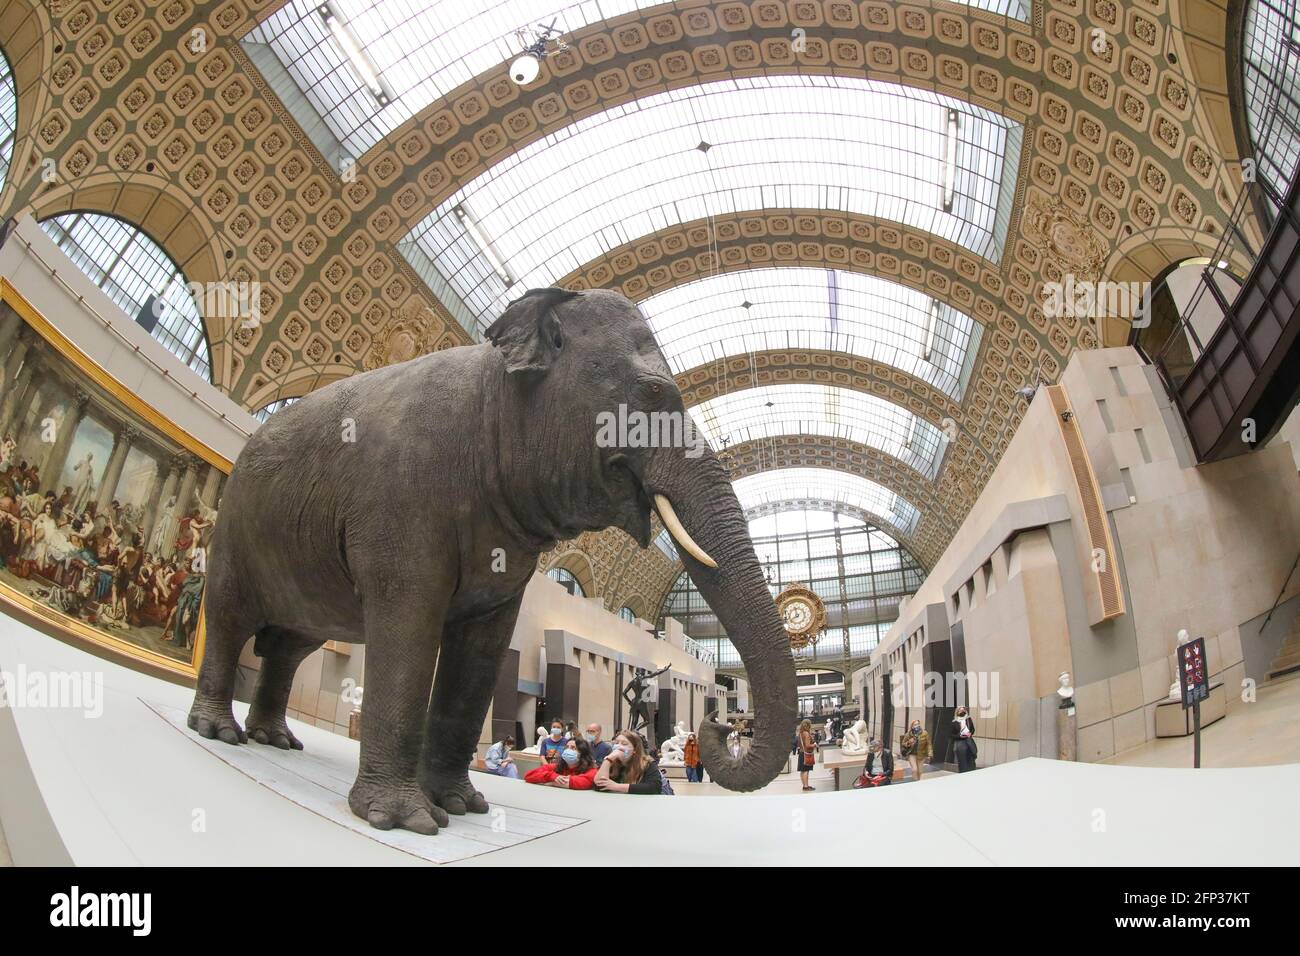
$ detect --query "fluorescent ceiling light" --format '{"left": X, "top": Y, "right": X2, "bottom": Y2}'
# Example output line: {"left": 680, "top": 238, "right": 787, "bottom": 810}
{"left": 454, "top": 204, "right": 514, "bottom": 288}
{"left": 924, "top": 299, "right": 938, "bottom": 361}
{"left": 319, "top": 4, "right": 388, "bottom": 106}
{"left": 941, "top": 108, "right": 959, "bottom": 213}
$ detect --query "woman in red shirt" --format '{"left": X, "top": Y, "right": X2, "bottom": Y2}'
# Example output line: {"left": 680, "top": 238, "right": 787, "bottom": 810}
{"left": 524, "top": 737, "right": 599, "bottom": 789}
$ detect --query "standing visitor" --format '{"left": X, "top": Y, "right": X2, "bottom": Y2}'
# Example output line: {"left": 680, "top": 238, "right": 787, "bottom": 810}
{"left": 952, "top": 706, "right": 978, "bottom": 772}
{"left": 683, "top": 732, "right": 702, "bottom": 782}
{"left": 797, "top": 718, "right": 817, "bottom": 791}
{"left": 484, "top": 735, "right": 518, "bottom": 779}
{"left": 900, "top": 718, "right": 931, "bottom": 782}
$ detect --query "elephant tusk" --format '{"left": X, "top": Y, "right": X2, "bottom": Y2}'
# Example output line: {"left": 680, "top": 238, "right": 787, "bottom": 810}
{"left": 654, "top": 494, "right": 718, "bottom": 569}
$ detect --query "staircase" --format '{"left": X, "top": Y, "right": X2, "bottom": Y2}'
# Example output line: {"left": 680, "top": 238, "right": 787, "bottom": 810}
{"left": 1266, "top": 614, "right": 1300, "bottom": 682}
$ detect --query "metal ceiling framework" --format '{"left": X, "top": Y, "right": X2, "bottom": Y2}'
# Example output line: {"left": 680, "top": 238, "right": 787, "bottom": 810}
{"left": 0, "top": 0, "right": 1251, "bottom": 633}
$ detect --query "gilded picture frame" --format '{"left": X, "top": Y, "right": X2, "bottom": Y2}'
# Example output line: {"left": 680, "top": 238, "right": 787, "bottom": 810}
{"left": 0, "top": 279, "right": 232, "bottom": 682}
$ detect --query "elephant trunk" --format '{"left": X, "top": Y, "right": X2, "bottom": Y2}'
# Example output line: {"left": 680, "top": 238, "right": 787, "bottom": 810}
{"left": 646, "top": 444, "right": 796, "bottom": 792}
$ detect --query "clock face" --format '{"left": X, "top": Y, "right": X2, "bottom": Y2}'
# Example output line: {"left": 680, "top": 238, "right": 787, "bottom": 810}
{"left": 775, "top": 584, "right": 826, "bottom": 649}
{"left": 783, "top": 599, "right": 814, "bottom": 632}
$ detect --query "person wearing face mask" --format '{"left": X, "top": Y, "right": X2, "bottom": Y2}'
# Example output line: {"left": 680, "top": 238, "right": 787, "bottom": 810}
{"left": 584, "top": 723, "right": 612, "bottom": 763}
{"left": 523, "top": 736, "right": 599, "bottom": 789}
{"left": 539, "top": 721, "right": 567, "bottom": 764}
{"left": 900, "top": 717, "right": 931, "bottom": 782}
{"left": 952, "top": 706, "right": 977, "bottom": 772}
{"left": 594, "top": 731, "right": 666, "bottom": 794}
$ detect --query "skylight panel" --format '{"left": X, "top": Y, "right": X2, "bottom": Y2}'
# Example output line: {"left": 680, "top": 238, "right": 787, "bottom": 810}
{"left": 732, "top": 468, "right": 922, "bottom": 537}
{"left": 691, "top": 384, "right": 948, "bottom": 479}
{"left": 403, "top": 75, "right": 1022, "bottom": 337}
{"left": 640, "top": 268, "right": 983, "bottom": 401}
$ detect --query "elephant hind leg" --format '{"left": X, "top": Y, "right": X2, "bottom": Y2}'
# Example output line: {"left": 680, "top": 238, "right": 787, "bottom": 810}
{"left": 246, "top": 626, "right": 320, "bottom": 750}
{"left": 187, "top": 601, "right": 255, "bottom": 746}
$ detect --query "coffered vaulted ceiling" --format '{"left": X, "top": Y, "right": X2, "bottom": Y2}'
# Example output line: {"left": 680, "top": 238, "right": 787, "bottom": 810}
{"left": 0, "top": 0, "right": 1252, "bottom": 599}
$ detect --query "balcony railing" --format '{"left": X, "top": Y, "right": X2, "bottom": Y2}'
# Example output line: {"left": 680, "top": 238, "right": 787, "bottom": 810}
{"left": 1134, "top": 4, "right": 1300, "bottom": 460}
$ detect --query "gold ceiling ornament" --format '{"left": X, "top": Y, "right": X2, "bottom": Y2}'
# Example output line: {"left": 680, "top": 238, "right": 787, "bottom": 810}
{"left": 362, "top": 304, "right": 442, "bottom": 371}
{"left": 1022, "top": 194, "right": 1108, "bottom": 285}
{"left": 775, "top": 583, "right": 827, "bottom": 651}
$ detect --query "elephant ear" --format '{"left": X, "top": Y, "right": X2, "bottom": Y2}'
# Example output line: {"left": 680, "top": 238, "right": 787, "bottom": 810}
{"left": 486, "top": 287, "right": 581, "bottom": 375}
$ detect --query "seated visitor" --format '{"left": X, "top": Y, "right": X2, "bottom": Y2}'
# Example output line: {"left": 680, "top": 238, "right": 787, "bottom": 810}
{"left": 484, "top": 735, "right": 518, "bottom": 779}
{"left": 863, "top": 739, "right": 893, "bottom": 786}
{"left": 538, "top": 720, "right": 566, "bottom": 763}
{"left": 585, "top": 723, "right": 612, "bottom": 763}
{"left": 594, "top": 731, "right": 665, "bottom": 794}
{"left": 524, "top": 737, "right": 599, "bottom": 789}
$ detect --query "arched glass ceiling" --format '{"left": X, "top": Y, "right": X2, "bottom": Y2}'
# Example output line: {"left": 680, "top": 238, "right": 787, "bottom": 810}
{"left": 1242, "top": 0, "right": 1300, "bottom": 201}
{"left": 402, "top": 75, "right": 1024, "bottom": 337}
{"left": 732, "top": 469, "right": 922, "bottom": 538}
{"left": 247, "top": 0, "right": 1029, "bottom": 160}
{"left": 693, "top": 384, "right": 947, "bottom": 480}
{"left": 39, "top": 214, "right": 212, "bottom": 381}
{"left": 662, "top": 507, "right": 926, "bottom": 666}
{"left": 642, "top": 268, "right": 984, "bottom": 401}
{"left": 0, "top": 51, "right": 16, "bottom": 194}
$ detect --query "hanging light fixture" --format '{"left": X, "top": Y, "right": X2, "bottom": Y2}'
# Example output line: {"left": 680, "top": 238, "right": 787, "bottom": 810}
{"left": 318, "top": 4, "right": 389, "bottom": 106}
{"left": 454, "top": 204, "right": 515, "bottom": 288}
{"left": 941, "top": 108, "right": 959, "bottom": 213}
{"left": 509, "top": 19, "right": 568, "bottom": 86}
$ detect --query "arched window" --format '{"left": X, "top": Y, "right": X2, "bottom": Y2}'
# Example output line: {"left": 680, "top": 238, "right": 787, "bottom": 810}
{"left": 1241, "top": 0, "right": 1300, "bottom": 203}
{"left": 618, "top": 606, "right": 636, "bottom": 624}
{"left": 39, "top": 213, "right": 213, "bottom": 381}
{"left": 0, "top": 49, "right": 17, "bottom": 195}
{"left": 254, "top": 397, "right": 300, "bottom": 423}
{"left": 546, "top": 566, "right": 584, "bottom": 598}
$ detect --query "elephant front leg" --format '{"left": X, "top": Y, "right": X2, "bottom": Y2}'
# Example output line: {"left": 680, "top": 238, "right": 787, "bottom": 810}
{"left": 348, "top": 601, "right": 450, "bottom": 835}
{"left": 420, "top": 595, "right": 524, "bottom": 815}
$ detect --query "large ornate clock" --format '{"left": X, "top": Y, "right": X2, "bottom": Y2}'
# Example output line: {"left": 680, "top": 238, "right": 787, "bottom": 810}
{"left": 775, "top": 583, "right": 827, "bottom": 650}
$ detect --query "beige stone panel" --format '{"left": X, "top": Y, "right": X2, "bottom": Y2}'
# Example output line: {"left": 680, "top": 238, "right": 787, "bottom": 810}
{"left": 1005, "top": 739, "right": 1019, "bottom": 762}
{"left": 1109, "top": 668, "right": 1143, "bottom": 715}
{"left": 1074, "top": 678, "right": 1113, "bottom": 727}
{"left": 1141, "top": 657, "right": 1171, "bottom": 703}
{"left": 1218, "top": 626, "right": 1243, "bottom": 669}
{"left": 296, "top": 649, "right": 324, "bottom": 712}
{"left": 1078, "top": 719, "right": 1116, "bottom": 762}
{"left": 1221, "top": 662, "right": 1247, "bottom": 713}
{"left": 1113, "top": 707, "right": 1147, "bottom": 754}
{"left": 310, "top": 688, "right": 332, "bottom": 721}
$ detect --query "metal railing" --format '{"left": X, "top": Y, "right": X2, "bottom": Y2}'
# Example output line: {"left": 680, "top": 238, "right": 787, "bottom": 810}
{"left": 1136, "top": 3, "right": 1300, "bottom": 403}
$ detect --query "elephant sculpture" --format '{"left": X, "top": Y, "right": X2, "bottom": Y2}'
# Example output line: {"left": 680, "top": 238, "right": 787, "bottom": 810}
{"left": 188, "top": 287, "right": 797, "bottom": 834}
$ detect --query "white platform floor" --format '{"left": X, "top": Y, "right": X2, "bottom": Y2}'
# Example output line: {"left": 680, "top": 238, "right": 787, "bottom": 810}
{"left": 4, "top": 616, "right": 1299, "bottom": 866}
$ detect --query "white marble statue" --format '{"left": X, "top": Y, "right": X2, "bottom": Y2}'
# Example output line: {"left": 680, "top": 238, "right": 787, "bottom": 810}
{"left": 658, "top": 720, "right": 690, "bottom": 766}
{"left": 521, "top": 725, "right": 548, "bottom": 755}
{"left": 841, "top": 719, "right": 869, "bottom": 756}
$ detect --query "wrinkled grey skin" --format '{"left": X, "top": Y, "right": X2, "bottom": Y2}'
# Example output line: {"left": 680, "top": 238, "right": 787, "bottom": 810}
{"left": 188, "top": 288, "right": 796, "bottom": 834}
